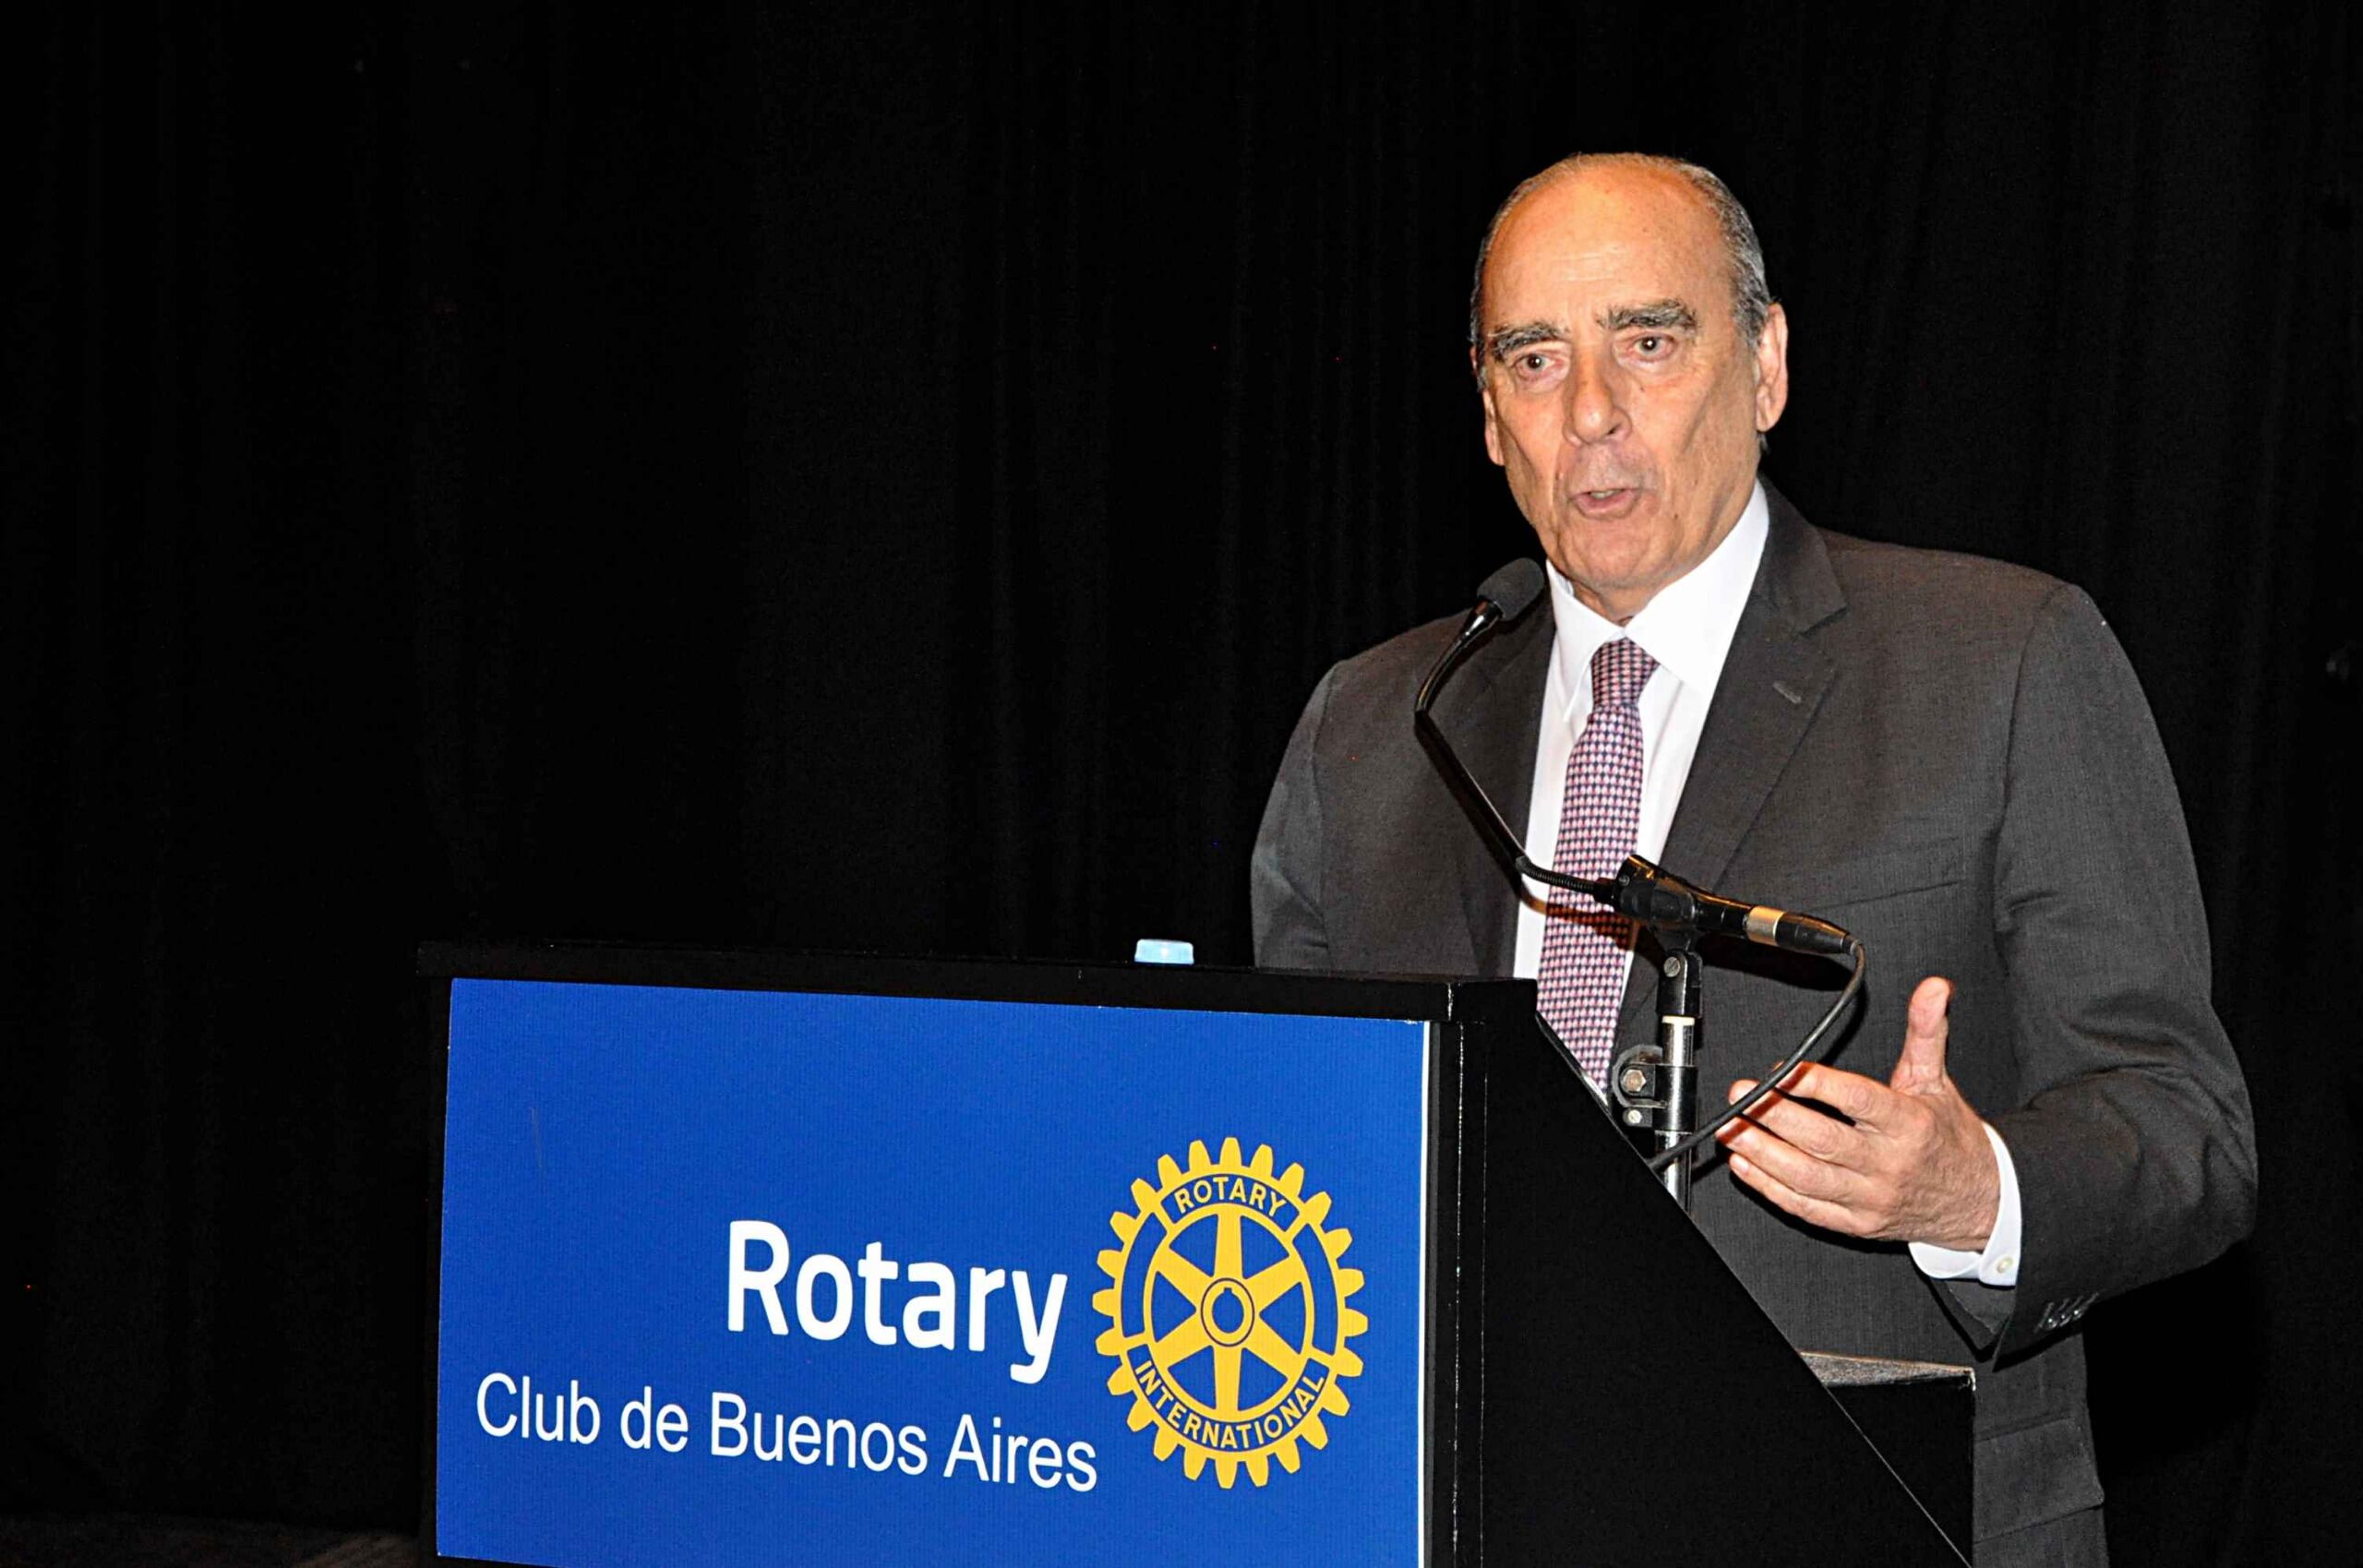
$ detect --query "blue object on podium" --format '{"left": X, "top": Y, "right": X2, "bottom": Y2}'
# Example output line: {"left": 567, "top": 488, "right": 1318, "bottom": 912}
{"left": 417, "top": 944, "right": 1968, "bottom": 1565}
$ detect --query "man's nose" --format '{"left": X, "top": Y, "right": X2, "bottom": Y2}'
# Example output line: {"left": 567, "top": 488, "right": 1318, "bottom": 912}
{"left": 1564, "top": 353, "right": 1626, "bottom": 444}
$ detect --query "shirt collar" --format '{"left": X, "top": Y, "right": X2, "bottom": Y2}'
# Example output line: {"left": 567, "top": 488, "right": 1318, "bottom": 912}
{"left": 1546, "top": 480, "right": 1770, "bottom": 712}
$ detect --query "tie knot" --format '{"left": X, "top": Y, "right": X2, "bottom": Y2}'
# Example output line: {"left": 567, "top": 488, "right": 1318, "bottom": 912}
{"left": 1589, "top": 638, "right": 1657, "bottom": 709}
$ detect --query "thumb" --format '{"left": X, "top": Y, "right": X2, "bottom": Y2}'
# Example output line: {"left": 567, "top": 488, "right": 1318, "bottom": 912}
{"left": 1889, "top": 976, "right": 1954, "bottom": 1095}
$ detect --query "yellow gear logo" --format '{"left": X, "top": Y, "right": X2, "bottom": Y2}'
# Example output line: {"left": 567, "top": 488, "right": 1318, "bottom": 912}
{"left": 1093, "top": 1137, "right": 1364, "bottom": 1488}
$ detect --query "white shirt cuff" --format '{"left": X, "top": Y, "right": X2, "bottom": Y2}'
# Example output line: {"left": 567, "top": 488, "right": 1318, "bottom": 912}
{"left": 1907, "top": 1123, "right": 2022, "bottom": 1287}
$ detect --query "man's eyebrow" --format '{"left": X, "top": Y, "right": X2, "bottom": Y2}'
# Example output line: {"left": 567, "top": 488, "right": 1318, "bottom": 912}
{"left": 1483, "top": 320, "right": 1564, "bottom": 361}
{"left": 1601, "top": 299, "right": 1698, "bottom": 331}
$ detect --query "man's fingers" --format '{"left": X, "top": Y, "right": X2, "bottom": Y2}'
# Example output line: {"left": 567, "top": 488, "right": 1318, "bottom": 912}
{"left": 1770, "top": 1062, "right": 1886, "bottom": 1122}
{"left": 1729, "top": 1061, "right": 1887, "bottom": 1125}
{"left": 1723, "top": 1089, "right": 1862, "bottom": 1163}
{"left": 1889, "top": 976, "right": 1954, "bottom": 1094}
{"left": 1726, "top": 1150, "right": 1871, "bottom": 1238}
{"left": 1720, "top": 1120, "right": 1858, "bottom": 1202}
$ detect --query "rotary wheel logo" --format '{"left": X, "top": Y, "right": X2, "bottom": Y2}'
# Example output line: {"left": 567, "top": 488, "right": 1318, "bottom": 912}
{"left": 1092, "top": 1137, "right": 1364, "bottom": 1488}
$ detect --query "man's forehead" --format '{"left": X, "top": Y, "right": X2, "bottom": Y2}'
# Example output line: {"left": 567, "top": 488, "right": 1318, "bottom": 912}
{"left": 1501, "top": 161, "right": 1716, "bottom": 249}
{"left": 1481, "top": 167, "right": 1727, "bottom": 321}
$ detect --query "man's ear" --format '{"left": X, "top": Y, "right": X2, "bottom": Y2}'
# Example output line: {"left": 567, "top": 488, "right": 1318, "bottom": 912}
{"left": 1753, "top": 302, "right": 1790, "bottom": 435}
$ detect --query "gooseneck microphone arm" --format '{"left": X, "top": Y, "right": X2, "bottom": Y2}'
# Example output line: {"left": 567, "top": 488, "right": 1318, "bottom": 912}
{"left": 1415, "top": 566, "right": 1853, "bottom": 958}
{"left": 1412, "top": 562, "right": 1601, "bottom": 894}
{"left": 1413, "top": 559, "right": 1868, "bottom": 1205}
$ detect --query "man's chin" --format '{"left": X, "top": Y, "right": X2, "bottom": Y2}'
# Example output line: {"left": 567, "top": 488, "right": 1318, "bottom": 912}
{"left": 1538, "top": 556, "right": 1667, "bottom": 623}
{"left": 1539, "top": 521, "right": 1663, "bottom": 591}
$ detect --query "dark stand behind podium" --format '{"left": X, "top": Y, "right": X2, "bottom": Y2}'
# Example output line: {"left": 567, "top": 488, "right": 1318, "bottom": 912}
{"left": 1455, "top": 988, "right": 1969, "bottom": 1564}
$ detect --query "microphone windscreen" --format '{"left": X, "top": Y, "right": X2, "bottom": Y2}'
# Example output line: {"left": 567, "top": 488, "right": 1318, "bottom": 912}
{"left": 1476, "top": 557, "right": 1547, "bottom": 620}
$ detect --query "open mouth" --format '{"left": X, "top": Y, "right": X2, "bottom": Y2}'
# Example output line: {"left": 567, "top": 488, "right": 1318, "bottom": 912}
{"left": 1570, "top": 487, "right": 1643, "bottom": 520}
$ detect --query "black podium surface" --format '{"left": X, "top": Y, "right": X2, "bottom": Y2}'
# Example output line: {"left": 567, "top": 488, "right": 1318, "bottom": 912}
{"left": 419, "top": 943, "right": 1968, "bottom": 1565}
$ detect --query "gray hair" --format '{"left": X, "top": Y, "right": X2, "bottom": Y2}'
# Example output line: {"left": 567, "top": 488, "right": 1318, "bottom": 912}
{"left": 1468, "top": 152, "right": 1772, "bottom": 379}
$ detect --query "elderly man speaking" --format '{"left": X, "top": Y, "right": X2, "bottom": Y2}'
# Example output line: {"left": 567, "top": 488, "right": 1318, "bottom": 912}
{"left": 1252, "top": 152, "right": 2255, "bottom": 1566}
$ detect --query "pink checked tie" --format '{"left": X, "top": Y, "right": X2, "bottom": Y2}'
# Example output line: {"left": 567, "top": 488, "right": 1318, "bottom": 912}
{"left": 1537, "top": 638, "right": 1658, "bottom": 1082}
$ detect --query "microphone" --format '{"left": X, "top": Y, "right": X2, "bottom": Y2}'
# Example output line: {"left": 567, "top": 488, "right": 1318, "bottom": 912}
{"left": 1468, "top": 557, "right": 1549, "bottom": 628}
{"left": 1597, "top": 856, "right": 1852, "bottom": 957}
{"left": 1412, "top": 565, "right": 1852, "bottom": 956}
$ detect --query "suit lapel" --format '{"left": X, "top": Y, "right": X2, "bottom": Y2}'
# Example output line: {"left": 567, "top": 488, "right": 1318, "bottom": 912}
{"left": 1441, "top": 592, "right": 1552, "bottom": 975}
{"left": 1615, "top": 491, "right": 1847, "bottom": 1031}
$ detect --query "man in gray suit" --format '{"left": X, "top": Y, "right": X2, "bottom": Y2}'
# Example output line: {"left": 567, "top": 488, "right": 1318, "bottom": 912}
{"left": 1252, "top": 154, "right": 2256, "bottom": 1565}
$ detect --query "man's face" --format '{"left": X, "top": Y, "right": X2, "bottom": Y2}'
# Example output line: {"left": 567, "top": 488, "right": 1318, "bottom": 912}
{"left": 1474, "top": 165, "right": 1788, "bottom": 622}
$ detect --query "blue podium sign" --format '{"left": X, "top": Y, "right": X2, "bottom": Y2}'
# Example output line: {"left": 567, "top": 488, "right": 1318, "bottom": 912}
{"left": 437, "top": 978, "right": 1434, "bottom": 1566}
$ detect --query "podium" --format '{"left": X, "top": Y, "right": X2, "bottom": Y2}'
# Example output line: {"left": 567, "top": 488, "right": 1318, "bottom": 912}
{"left": 419, "top": 943, "right": 1970, "bottom": 1565}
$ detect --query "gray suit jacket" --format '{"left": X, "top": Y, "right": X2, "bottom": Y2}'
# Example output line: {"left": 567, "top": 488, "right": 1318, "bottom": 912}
{"left": 1252, "top": 487, "right": 2257, "bottom": 1556}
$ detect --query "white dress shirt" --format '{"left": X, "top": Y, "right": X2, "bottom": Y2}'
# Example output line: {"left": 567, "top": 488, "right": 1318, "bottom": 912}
{"left": 1509, "top": 482, "right": 2022, "bottom": 1287}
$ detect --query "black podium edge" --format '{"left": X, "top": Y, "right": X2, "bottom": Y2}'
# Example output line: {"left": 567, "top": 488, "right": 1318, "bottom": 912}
{"left": 416, "top": 939, "right": 1532, "bottom": 1021}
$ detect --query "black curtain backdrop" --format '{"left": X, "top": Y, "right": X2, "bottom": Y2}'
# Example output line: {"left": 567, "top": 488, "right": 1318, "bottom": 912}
{"left": 5, "top": 3, "right": 2355, "bottom": 1559}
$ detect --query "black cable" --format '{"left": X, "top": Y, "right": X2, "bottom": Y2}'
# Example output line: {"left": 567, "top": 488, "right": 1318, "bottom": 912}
{"left": 1642, "top": 937, "right": 1867, "bottom": 1174}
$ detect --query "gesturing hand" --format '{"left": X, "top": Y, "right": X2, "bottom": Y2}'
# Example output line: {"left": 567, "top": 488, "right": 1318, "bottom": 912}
{"left": 1715, "top": 976, "right": 2000, "bottom": 1251}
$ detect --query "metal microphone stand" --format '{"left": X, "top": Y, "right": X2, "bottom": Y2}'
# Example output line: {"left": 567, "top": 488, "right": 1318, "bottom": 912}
{"left": 1608, "top": 933, "right": 1704, "bottom": 1210}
